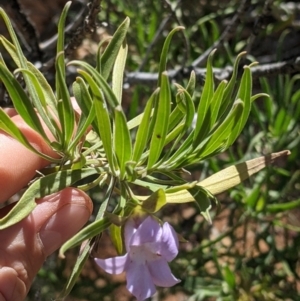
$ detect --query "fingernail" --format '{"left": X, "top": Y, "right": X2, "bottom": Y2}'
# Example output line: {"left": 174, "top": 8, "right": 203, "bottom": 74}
{"left": 39, "top": 203, "right": 90, "bottom": 256}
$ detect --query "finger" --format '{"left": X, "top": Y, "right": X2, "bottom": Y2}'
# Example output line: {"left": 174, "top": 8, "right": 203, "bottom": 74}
{"left": 0, "top": 187, "right": 92, "bottom": 301}
{"left": 0, "top": 114, "right": 59, "bottom": 203}
{"left": 3, "top": 108, "right": 17, "bottom": 117}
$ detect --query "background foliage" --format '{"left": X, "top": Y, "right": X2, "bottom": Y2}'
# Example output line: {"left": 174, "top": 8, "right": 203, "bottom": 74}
{"left": 0, "top": 0, "right": 299, "bottom": 300}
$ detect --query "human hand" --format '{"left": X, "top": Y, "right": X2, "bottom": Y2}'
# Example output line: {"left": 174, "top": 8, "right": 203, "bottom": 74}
{"left": 0, "top": 109, "right": 93, "bottom": 301}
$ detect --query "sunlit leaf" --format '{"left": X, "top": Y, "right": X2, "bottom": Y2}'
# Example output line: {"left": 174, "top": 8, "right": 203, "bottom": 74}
{"left": 146, "top": 151, "right": 291, "bottom": 205}
{"left": 198, "top": 150, "right": 291, "bottom": 195}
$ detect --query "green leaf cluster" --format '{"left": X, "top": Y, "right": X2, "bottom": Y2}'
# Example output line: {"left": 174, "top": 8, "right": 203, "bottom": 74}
{"left": 0, "top": 3, "right": 283, "bottom": 296}
{"left": 0, "top": 2, "right": 270, "bottom": 237}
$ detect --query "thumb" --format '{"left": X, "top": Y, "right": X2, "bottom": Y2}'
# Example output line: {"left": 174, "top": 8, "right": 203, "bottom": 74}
{"left": 0, "top": 187, "right": 92, "bottom": 301}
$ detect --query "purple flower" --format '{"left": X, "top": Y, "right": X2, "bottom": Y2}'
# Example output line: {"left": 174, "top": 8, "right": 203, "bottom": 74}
{"left": 95, "top": 215, "right": 180, "bottom": 301}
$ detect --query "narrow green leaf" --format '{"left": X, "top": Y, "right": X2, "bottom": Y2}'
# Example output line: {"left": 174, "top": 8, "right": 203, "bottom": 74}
{"left": 0, "top": 63, "right": 48, "bottom": 139}
{"left": 197, "top": 100, "right": 244, "bottom": 159}
{"left": 0, "top": 8, "right": 28, "bottom": 69}
{"left": 112, "top": 40, "right": 128, "bottom": 103}
{"left": 59, "top": 217, "right": 111, "bottom": 257}
{"left": 16, "top": 68, "right": 58, "bottom": 139}
{"left": 180, "top": 89, "right": 196, "bottom": 132}
{"left": 164, "top": 88, "right": 195, "bottom": 154}
{"left": 0, "top": 8, "right": 56, "bottom": 130}
{"left": 251, "top": 93, "right": 269, "bottom": 103}
{"left": 168, "top": 105, "right": 185, "bottom": 132}
{"left": 55, "top": 1, "right": 71, "bottom": 86}
{"left": 59, "top": 241, "right": 90, "bottom": 298}
{"left": 56, "top": 52, "right": 75, "bottom": 149}
{"left": 147, "top": 72, "right": 171, "bottom": 169}
{"left": 226, "top": 66, "right": 252, "bottom": 147}
{"left": 109, "top": 224, "right": 123, "bottom": 254}
{"left": 0, "top": 36, "right": 58, "bottom": 113}
{"left": 193, "top": 49, "right": 216, "bottom": 147}
{"left": 132, "top": 89, "right": 158, "bottom": 163}
{"left": 60, "top": 176, "right": 113, "bottom": 297}
{"left": 219, "top": 51, "right": 246, "bottom": 118}
{"left": 158, "top": 26, "right": 185, "bottom": 86}
{"left": 163, "top": 132, "right": 194, "bottom": 169}
{"left": 127, "top": 111, "right": 149, "bottom": 130}
{"left": 0, "top": 168, "right": 98, "bottom": 229}
{"left": 72, "top": 77, "right": 99, "bottom": 136}
{"left": 222, "top": 265, "right": 236, "bottom": 290}
{"left": 0, "top": 36, "right": 21, "bottom": 66}
{"left": 27, "top": 62, "right": 58, "bottom": 113}
{"left": 180, "top": 80, "right": 225, "bottom": 165}
{"left": 114, "top": 106, "right": 132, "bottom": 179}
{"left": 206, "top": 80, "right": 227, "bottom": 130}
{"left": 99, "top": 17, "right": 130, "bottom": 80}
{"left": 54, "top": 3, "right": 74, "bottom": 148}
{"left": 186, "top": 70, "right": 196, "bottom": 97}
{"left": 266, "top": 198, "right": 300, "bottom": 213}
{"left": 84, "top": 70, "right": 118, "bottom": 175}
{"left": 70, "top": 61, "right": 119, "bottom": 108}
{"left": 68, "top": 103, "right": 95, "bottom": 153}
{"left": 165, "top": 123, "right": 185, "bottom": 146}
{"left": 72, "top": 78, "right": 93, "bottom": 117}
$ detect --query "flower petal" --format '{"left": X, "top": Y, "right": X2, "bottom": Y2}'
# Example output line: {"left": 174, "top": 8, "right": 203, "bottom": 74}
{"left": 126, "top": 260, "right": 156, "bottom": 301}
{"left": 131, "top": 216, "right": 162, "bottom": 245}
{"left": 95, "top": 254, "right": 128, "bottom": 274}
{"left": 124, "top": 218, "right": 137, "bottom": 251}
{"left": 147, "top": 258, "right": 180, "bottom": 287}
{"left": 159, "top": 222, "right": 179, "bottom": 261}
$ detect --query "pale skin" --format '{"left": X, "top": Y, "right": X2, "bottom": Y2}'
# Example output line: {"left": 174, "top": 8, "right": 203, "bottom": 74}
{"left": 0, "top": 109, "right": 93, "bottom": 301}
